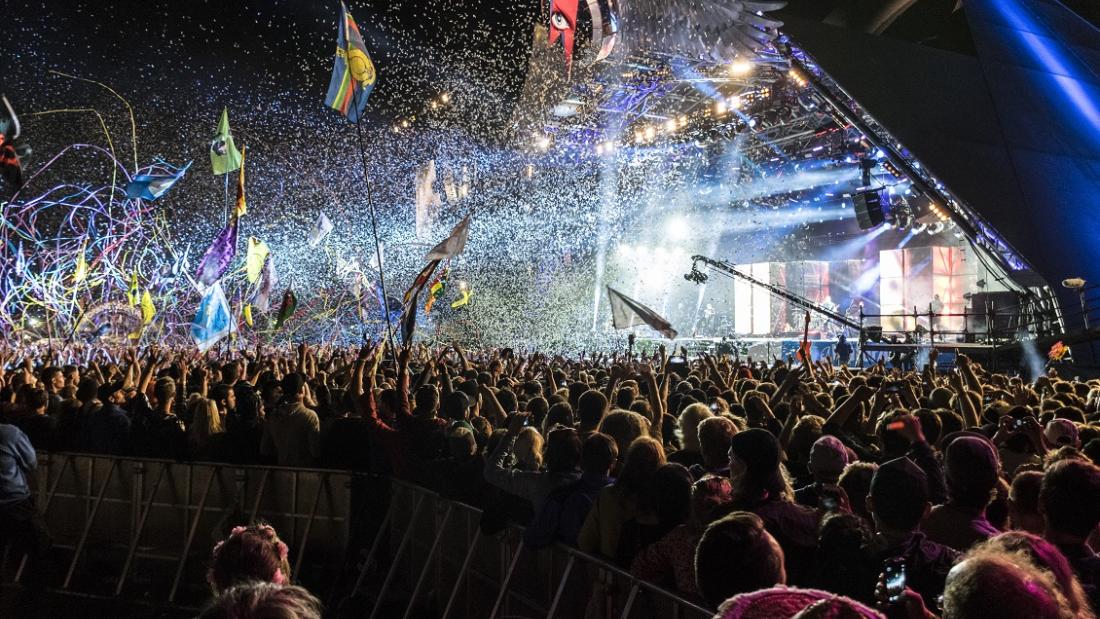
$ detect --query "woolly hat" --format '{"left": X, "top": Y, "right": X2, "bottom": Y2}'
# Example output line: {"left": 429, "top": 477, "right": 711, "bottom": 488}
{"left": 713, "top": 586, "right": 884, "bottom": 619}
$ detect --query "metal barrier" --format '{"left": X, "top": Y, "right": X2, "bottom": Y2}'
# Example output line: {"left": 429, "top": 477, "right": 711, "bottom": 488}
{"left": 2, "top": 453, "right": 712, "bottom": 618}
{"left": 3, "top": 452, "right": 353, "bottom": 609}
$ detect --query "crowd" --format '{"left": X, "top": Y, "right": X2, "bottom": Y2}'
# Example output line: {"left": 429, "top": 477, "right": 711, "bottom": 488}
{"left": 2, "top": 341, "right": 1100, "bottom": 618}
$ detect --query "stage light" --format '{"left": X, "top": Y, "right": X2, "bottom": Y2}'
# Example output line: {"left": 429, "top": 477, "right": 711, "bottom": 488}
{"left": 401, "top": 120, "right": 410, "bottom": 128}
{"left": 729, "top": 59, "right": 754, "bottom": 76}
{"left": 440, "top": 92, "right": 451, "bottom": 103}
{"left": 596, "top": 143, "right": 605, "bottom": 155}
{"left": 715, "top": 99, "right": 728, "bottom": 115}
{"left": 644, "top": 126, "right": 656, "bottom": 141}
{"left": 678, "top": 115, "right": 688, "bottom": 127}
{"left": 1063, "top": 278, "right": 1086, "bottom": 289}
{"left": 927, "top": 221, "right": 945, "bottom": 235}
{"left": 730, "top": 95, "right": 743, "bottom": 109}
{"left": 431, "top": 101, "right": 439, "bottom": 110}
{"left": 664, "top": 119, "right": 677, "bottom": 133}
{"left": 665, "top": 216, "right": 689, "bottom": 241}
{"left": 603, "top": 140, "right": 615, "bottom": 153}
{"left": 536, "top": 135, "right": 552, "bottom": 150}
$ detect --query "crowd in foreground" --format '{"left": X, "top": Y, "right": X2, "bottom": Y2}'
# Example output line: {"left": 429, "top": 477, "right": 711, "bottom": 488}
{"left": 2, "top": 341, "right": 1100, "bottom": 618}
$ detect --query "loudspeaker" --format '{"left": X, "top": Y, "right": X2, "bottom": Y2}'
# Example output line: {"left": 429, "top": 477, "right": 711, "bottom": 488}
{"left": 854, "top": 191, "right": 884, "bottom": 230}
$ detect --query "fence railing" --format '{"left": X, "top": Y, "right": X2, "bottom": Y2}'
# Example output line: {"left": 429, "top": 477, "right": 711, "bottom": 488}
{"left": 1, "top": 452, "right": 712, "bottom": 618}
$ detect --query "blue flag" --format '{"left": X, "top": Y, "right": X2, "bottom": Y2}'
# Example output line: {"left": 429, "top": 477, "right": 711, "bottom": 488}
{"left": 191, "top": 282, "right": 231, "bottom": 352}
{"left": 324, "top": 2, "right": 376, "bottom": 122}
{"left": 126, "top": 161, "right": 191, "bottom": 201}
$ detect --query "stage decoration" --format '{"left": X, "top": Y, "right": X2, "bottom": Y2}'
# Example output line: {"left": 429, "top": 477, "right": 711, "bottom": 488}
{"left": 607, "top": 286, "right": 677, "bottom": 340}
{"left": 324, "top": 1, "right": 376, "bottom": 123}
{"left": 549, "top": 0, "right": 580, "bottom": 73}
{"left": 619, "top": 0, "right": 785, "bottom": 63}
{"left": 210, "top": 107, "right": 243, "bottom": 175}
{"left": 1049, "top": 341, "right": 1069, "bottom": 361}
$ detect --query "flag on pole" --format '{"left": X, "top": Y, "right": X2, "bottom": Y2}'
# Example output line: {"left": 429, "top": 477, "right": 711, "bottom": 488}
{"left": 210, "top": 107, "right": 243, "bottom": 175}
{"left": 195, "top": 213, "right": 239, "bottom": 286}
{"left": 251, "top": 256, "right": 278, "bottom": 313}
{"left": 324, "top": 2, "right": 376, "bottom": 123}
{"left": 127, "top": 271, "right": 140, "bottom": 307}
{"left": 400, "top": 288, "right": 420, "bottom": 345}
{"left": 233, "top": 146, "right": 247, "bottom": 217}
{"left": 424, "top": 268, "right": 449, "bottom": 315}
{"left": 606, "top": 286, "right": 678, "bottom": 339}
{"left": 125, "top": 162, "right": 191, "bottom": 201}
{"left": 245, "top": 237, "right": 269, "bottom": 284}
{"left": 243, "top": 304, "right": 254, "bottom": 328}
{"left": 0, "top": 95, "right": 25, "bottom": 190}
{"left": 308, "top": 212, "right": 334, "bottom": 247}
{"left": 424, "top": 214, "right": 470, "bottom": 261}
{"left": 415, "top": 160, "right": 442, "bottom": 240}
{"left": 274, "top": 289, "right": 297, "bottom": 330}
{"left": 191, "top": 282, "right": 232, "bottom": 352}
{"left": 403, "top": 260, "right": 441, "bottom": 306}
{"left": 140, "top": 290, "right": 156, "bottom": 324}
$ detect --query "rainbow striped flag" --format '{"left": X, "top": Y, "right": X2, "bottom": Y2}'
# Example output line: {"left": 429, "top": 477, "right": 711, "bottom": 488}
{"left": 324, "top": 2, "right": 376, "bottom": 122}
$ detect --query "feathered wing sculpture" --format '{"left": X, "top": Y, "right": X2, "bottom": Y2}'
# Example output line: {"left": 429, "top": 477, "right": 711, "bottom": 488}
{"left": 619, "top": 0, "right": 786, "bottom": 63}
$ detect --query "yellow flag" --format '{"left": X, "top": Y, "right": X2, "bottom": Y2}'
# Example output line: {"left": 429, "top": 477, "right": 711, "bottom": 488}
{"left": 246, "top": 237, "right": 269, "bottom": 284}
{"left": 234, "top": 147, "right": 247, "bottom": 217}
{"left": 141, "top": 290, "right": 156, "bottom": 324}
{"left": 243, "top": 303, "right": 254, "bottom": 327}
{"left": 450, "top": 288, "right": 472, "bottom": 309}
{"left": 74, "top": 253, "right": 88, "bottom": 283}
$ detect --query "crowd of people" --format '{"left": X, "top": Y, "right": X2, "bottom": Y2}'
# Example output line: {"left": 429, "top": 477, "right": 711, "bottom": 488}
{"left": 2, "top": 341, "right": 1100, "bottom": 618}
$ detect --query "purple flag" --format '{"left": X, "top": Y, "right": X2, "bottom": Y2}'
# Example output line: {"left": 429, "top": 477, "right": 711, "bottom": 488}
{"left": 196, "top": 216, "right": 239, "bottom": 286}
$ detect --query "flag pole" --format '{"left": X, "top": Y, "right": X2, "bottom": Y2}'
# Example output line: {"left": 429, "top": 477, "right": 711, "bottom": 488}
{"left": 223, "top": 172, "right": 230, "bottom": 226}
{"left": 353, "top": 102, "right": 397, "bottom": 352}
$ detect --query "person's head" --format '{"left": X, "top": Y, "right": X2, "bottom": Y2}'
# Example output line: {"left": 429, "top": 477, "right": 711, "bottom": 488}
{"left": 599, "top": 410, "right": 650, "bottom": 458}
{"left": 1040, "top": 458, "right": 1100, "bottom": 542}
{"left": 41, "top": 366, "right": 64, "bottom": 393}
{"left": 63, "top": 364, "right": 80, "bottom": 386}
{"left": 577, "top": 390, "right": 608, "bottom": 430}
{"left": 691, "top": 475, "right": 733, "bottom": 527}
{"left": 513, "top": 427, "right": 544, "bottom": 470}
{"left": 977, "top": 531, "right": 1092, "bottom": 618}
{"left": 198, "top": 582, "right": 322, "bottom": 619}
{"left": 808, "top": 436, "right": 850, "bottom": 485}
{"left": 699, "top": 416, "right": 737, "bottom": 470}
{"left": 678, "top": 402, "right": 714, "bottom": 452}
{"left": 838, "top": 462, "right": 878, "bottom": 522}
{"left": 713, "top": 587, "right": 883, "bottom": 619}
{"left": 543, "top": 426, "right": 582, "bottom": 474}
{"left": 868, "top": 457, "right": 929, "bottom": 533}
{"left": 543, "top": 401, "right": 574, "bottom": 432}
{"left": 652, "top": 463, "right": 694, "bottom": 529}
{"left": 616, "top": 436, "right": 666, "bottom": 495}
{"left": 448, "top": 425, "right": 477, "bottom": 459}
{"left": 281, "top": 374, "right": 305, "bottom": 403}
{"left": 190, "top": 397, "right": 225, "bottom": 442}
{"left": 580, "top": 432, "right": 618, "bottom": 477}
{"left": 414, "top": 384, "right": 440, "bottom": 418}
{"left": 1008, "top": 470, "right": 1045, "bottom": 534}
{"left": 441, "top": 391, "right": 470, "bottom": 422}
{"left": 728, "top": 428, "right": 789, "bottom": 505}
{"left": 695, "top": 511, "right": 786, "bottom": 608}
{"left": 210, "top": 382, "right": 237, "bottom": 414}
{"left": 220, "top": 362, "right": 240, "bottom": 386}
{"left": 788, "top": 416, "right": 826, "bottom": 468}
{"left": 940, "top": 547, "right": 1073, "bottom": 619}
{"left": 943, "top": 436, "right": 1000, "bottom": 509}
{"left": 207, "top": 524, "right": 291, "bottom": 594}
{"left": 1044, "top": 419, "right": 1080, "bottom": 449}
{"left": 24, "top": 387, "right": 49, "bottom": 415}
{"left": 76, "top": 376, "right": 101, "bottom": 405}
{"left": 154, "top": 376, "right": 177, "bottom": 410}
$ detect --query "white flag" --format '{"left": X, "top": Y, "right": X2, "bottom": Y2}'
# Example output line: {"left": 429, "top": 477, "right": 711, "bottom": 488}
{"left": 607, "top": 286, "right": 678, "bottom": 340}
{"left": 191, "top": 282, "right": 232, "bottom": 352}
{"left": 308, "top": 212, "right": 334, "bottom": 248}
{"left": 415, "top": 160, "right": 442, "bottom": 241}
{"left": 424, "top": 214, "right": 470, "bottom": 261}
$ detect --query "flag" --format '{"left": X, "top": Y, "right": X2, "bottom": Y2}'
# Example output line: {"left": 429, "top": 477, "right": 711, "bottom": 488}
{"left": 195, "top": 214, "right": 239, "bottom": 286}
{"left": 450, "top": 287, "right": 472, "bottom": 309}
{"left": 210, "top": 107, "right": 243, "bottom": 175}
{"left": 1050, "top": 341, "right": 1069, "bottom": 361}
{"left": 274, "top": 289, "right": 297, "bottom": 330}
{"left": 415, "top": 160, "right": 441, "bottom": 240}
{"left": 324, "top": 2, "right": 376, "bottom": 123}
{"left": 234, "top": 146, "right": 247, "bottom": 217}
{"left": 245, "top": 237, "right": 269, "bottom": 284}
{"left": 127, "top": 271, "right": 140, "bottom": 306}
{"left": 251, "top": 256, "right": 278, "bottom": 312}
{"left": 403, "top": 260, "right": 440, "bottom": 306}
{"left": 0, "top": 95, "right": 23, "bottom": 190}
{"left": 125, "top": 162, "right": 191, "bottom": 201}
{"left": 243, "top": 303, "right": 254, "bottom": 327}
{"left": 424, "top": 268, "right": 449, "bottom": 315}
{"left": 74, "top": 251, "right": 88, "bottom": 283}
{"left": 141, "top": 290, "right": 156, "bottom": 324}
{"left": 190, "top": 282, "right": 232, "bottom": 352}
{"left": 424, "top": 214, "right": 470, "bottom": 261}
{"left": 400, "top": 288, "right": 420, "bottom": 345}
{"left": 308, "top": 212, "right": 334, "bottom": 247}
{"left": 606, "top": 286, "right": 678, "bottom": 339}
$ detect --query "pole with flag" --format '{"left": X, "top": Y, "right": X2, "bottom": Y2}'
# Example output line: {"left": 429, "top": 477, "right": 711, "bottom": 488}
{"left": 324, "top": 1, "right": 394, "bottom": 348}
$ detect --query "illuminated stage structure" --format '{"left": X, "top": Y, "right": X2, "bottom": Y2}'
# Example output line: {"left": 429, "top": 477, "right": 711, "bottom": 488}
{"left": 510, "top": 0, "right": 1100, "bottom": 366}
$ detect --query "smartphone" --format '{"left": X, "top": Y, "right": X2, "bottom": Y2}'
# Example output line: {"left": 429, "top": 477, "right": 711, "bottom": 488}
{"left": 821, "top": 495, "right": 838, "bottom": 511}
{"left": 1013, "top": 416, "right": 1028, "bottom": 431}
{"left": 884, "top": 557, "right": 907, "bottom": 603}
{"left": 883, "top": 381, "right": 901, "bottom": 394}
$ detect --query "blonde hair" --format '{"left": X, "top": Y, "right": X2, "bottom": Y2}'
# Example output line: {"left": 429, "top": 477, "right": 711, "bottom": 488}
{"left": 514, "top": 427, "right": 544, "bottom": 471}
{"left": 190, "top": 397, "right": 224, "bottom": 444}
{"left": 679, "top": 402, "right": 715, "bottom": 452}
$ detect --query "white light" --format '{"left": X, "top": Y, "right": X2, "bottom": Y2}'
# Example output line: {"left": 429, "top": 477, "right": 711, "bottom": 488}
{"left": 596, "top": 143, "right": 605, "bottom": 155}
{"left": 715, "top": 99, "right": 728, "bottom": 115}
{"left": 678, "top": 115, "right": 688, "bottom": 127}
{"left": 603, "top": 140, "right": 615, "bottom": 153}
{"left": 729, "top": 60, "right": 753, "bottom": 76}
{"left": 440, "top": 92, "right": 451, "bottom": 103}
{"left": 729, "top": 95, "right": 743, "bottom": 109}
{"left": 664, "top": 119, "right": 677, "bottom": 133}
{"left": 665, "top": 216, "right": 689, "bottom": 241}
{"left": 536, "top": 135, "right": 552, "bottom": 150}
{"left": 617, "top": 244, "right": 633, "bottom": 258}
{"left": 644, "top": 126, "right": 656, "bottom": 141}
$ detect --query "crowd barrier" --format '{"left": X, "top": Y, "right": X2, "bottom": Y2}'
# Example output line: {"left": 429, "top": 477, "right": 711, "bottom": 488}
{"left": 0, "top": 452, "right": 712, "bottom": 618}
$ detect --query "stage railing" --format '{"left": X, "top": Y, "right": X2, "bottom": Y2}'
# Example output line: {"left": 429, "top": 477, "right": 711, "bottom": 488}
{"left": 1, "top": 453, "right": 712, "bottom": 618}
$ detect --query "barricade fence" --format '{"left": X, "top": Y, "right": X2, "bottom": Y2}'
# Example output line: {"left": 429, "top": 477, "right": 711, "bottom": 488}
{"left": 1, "top": 452, "right": 711, "bottom": 618}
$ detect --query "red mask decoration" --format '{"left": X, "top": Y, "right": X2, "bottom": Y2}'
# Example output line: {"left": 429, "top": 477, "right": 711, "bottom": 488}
{"left": 549, "top": 0, "right": 579, "bottom": 73}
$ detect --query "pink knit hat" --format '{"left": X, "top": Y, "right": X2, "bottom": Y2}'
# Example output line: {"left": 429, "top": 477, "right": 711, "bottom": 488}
{"left": 712, "top": 586, "right": 884, "bottom": 619}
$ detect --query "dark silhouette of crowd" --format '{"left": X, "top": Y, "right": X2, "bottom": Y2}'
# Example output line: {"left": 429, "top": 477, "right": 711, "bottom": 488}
{"left": 2, "top": 342, "right": 1100, "bottom": 618}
